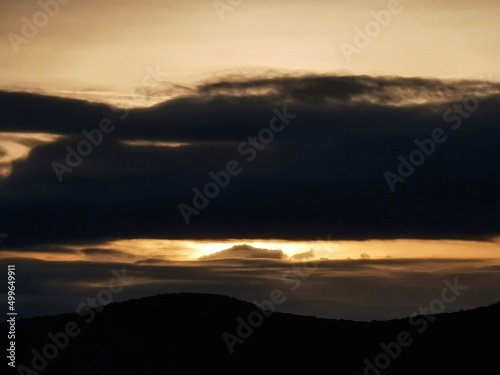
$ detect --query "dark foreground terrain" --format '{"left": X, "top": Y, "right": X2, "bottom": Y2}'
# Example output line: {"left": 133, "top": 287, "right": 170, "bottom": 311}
{"left": 3, "top": 293, "right": 499, "bottom": 374}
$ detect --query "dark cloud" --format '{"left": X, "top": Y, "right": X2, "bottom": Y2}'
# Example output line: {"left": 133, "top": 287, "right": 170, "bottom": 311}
{"left": 194, "top": 74, "right": 500, "bottom": 106}
{"left": 290, "top": 249, "right": 315, "bottom": 261}
{"left": 81, "top": 248, "right": 136, "bottom": 261}
{"left": 199, "top": 244, "right": 286, "bottom": 260}
{"left": 0, "top": 74, "right": 499, "bottom": 248}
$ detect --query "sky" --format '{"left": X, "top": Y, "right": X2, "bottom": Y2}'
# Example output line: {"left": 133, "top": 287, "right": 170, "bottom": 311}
{"left": 0, "top": 0, "right": 499, "bottom": 320}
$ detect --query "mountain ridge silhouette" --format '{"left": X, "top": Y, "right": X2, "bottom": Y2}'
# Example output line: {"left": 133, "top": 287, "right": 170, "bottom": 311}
{"left": 3, "top": 293, "right": 499, "bottom": 374}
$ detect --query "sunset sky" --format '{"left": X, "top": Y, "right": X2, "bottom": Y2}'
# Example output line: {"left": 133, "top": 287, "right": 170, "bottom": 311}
{"left": 0, "top": 0, "right": 499, "bottom": 320}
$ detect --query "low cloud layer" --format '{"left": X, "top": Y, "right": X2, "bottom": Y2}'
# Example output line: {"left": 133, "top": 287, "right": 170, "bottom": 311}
{"left": 0, "top": 256, "right": 498, "bottom": 320}
{"left": 199, "top": 244, "right": 286, "bottom": 260}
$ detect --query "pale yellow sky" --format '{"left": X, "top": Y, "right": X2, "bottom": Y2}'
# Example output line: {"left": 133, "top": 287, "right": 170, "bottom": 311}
{"left": 1, "top": 0, "right": 499, "bottom": 100}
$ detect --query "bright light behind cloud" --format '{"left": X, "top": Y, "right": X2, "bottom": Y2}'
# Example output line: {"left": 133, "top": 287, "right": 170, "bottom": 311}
{"left": 188, "top": 240, "right": 320, "bottom": 259}
{"left": 104, "top": 238, "right": 500, "bottom": 262}
{"left": 0, "top": 132, "right": 61, "bottom": 177}
{"left": 98, "top": 239, "right": 322, "bottom": 261}
{"left": 3, "top": 239, "right": 496, "bottom": 263}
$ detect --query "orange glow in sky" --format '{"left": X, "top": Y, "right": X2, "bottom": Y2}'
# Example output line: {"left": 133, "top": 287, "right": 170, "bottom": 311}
{"left": 2, "top": 239, "right": 499, "bottom": 263}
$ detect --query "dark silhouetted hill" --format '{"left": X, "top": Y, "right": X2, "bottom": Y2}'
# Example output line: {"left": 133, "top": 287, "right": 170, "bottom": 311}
{"left": 3, "top": 293, "right": 499, "bottom": 374}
